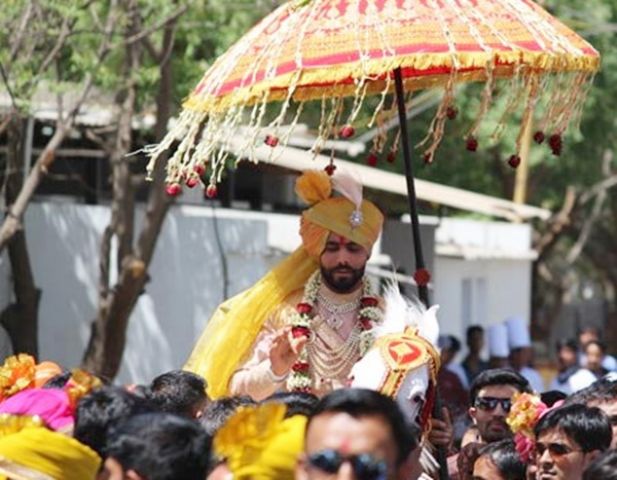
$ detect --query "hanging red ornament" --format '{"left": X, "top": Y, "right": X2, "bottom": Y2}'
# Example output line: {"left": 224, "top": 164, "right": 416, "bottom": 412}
{"left": 413, "top": 268, "right": 431, "bottom": 287}
{"left": 446, "top": 106, "right": 458, "bottom": 120}
{"left": 324, "top": 164, "right": 336, "bottom": 176}
{"left": 193, "top": 164, "right": 206, "bottom": 176}
{"left": 205, "top": 185, "right": 218, "bottom": 198}
{"left": 508, "top": 155, "right": 521, "bottom": 169}
{"left": 423, "top": 152, "right": 432, "bottom": 164}
{"left": 186, "top": 177, "right": 199, "bottom": 188}
{"left": 548, "top": 134, "right": 562, "bottom": 156}
{"left": 264, "top": 134, "right": 279, "bottom": 147}
{"left": 466, "top": 136, "right": 478, "bottom": 152}
{"left": 165, "top": 183, "right": 182, "bottom": 197}
{"left": 533, "top": 131, "right": 545, "bottom": 144}
{"left": 367, "top": 152, "right": 378, "bottom": 167}
{"left": 386, "top": 151, "right": 396, "bottom": 163}
{"left": 339, "top": 125, "right": 355, "bottom": 138}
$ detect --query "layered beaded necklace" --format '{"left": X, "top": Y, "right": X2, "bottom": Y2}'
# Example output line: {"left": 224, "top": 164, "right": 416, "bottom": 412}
{"left": 287, "top": 271, "right": 383, "bottom": 393}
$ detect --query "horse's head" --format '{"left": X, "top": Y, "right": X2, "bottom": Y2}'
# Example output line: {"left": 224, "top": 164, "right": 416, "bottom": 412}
{"left": 349, "top": 286, "right": 440, "bottom": 432}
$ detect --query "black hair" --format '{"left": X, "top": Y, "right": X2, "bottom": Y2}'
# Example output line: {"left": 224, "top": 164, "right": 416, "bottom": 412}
{"left": 476, "top": 440, "right": 526, "bottom": 480}
{"left": 262, "top": 391, "right": 319, "bottom": 418}
{"left": 439, "top": 335, "right": 461, "bottom": 354}
{"left": 308, "top": 388, "right": 418, "bottom": 465}
{"left": 540, "top": 390, "right": 567, "bottom": 408}
{"left": 583, "top": 450, "right": 617, "bottom": 480}
{"left": 74, "top": 386, "right": 158, "bottom": 456}
{"left": 469, "top": 368, "right": 531, "bottom": 404}
{"left": 106, "top": 413, "right": 211, "bottom": 480}
{"left": 566, "top": 375, "right": 617, "bottom": 406}
{"left": 42, "top": 371, "right": 72, "bottom": 389}
{"left": 555, "top": 338, "right": 578, "bottom": 353}
{"left": 148, "top": 370, "right": 208, "bottom": 417}
{"left": 584, "top": 339, "right": 606, "bottom": 354}
{"left": 466, "top": 325, "right": 484, "bottom": 343}
{"left": 534, "top": 404, "right": 612, "bottom": 453}
{"left": 199, "top": 396, "right": 256, "bottom": 437}
{"left": 579, "top": 325, "right": 599, "bottom": 336}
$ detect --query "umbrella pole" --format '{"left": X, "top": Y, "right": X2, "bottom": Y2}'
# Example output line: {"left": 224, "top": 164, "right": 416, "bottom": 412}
{"left": 394, "top": 67, "right": 449, "bottom": 480}
{"left": 393, "top": 68, "right": 429, "bottom": 307}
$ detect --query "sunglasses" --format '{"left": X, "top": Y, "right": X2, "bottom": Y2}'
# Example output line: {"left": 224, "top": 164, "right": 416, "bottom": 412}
{"left": 474, "top": 396, "right": 512, "bottom": 412}
{"left": 307, "top": 449, "right": 388, "bottom": 480}
{"left": 535, "top": 442, "right": 581, "bottom": 459}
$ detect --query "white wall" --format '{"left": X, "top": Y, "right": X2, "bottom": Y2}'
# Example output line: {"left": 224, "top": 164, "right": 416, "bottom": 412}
{"left": 15, "top": 202, "right": 283, "bottom": 385}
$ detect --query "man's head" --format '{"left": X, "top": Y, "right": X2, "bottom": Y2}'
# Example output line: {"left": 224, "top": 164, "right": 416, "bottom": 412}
{"left": 565, "top": 375, "right": 617, "bottom": 449}
{"left": 472, "top": 439, "right": 526, "bottom": 480}
{"left": 438, "top": 335, "right": 461, "bottom": 365}
{"left": 296, "top": 388, "right": 419, "bottom": 480}
{"left": 74, "top": 386, "right": 157, "bottom": 457}
{"left": 469, "top": 369, "right": 531, "bottom": 443}
{"left": 556, "top": 339, "right": 578, "bottom": 371}
{"left": 583, "top": 340, "right": 605, "bottom": 374}
{"left": 104, "top": 413, "right": 211, "bottom": 480}
{"left": 320, "top": 233, "right": 370, "bottom": 293}
{"left": 533, "top": 404, "right": 612, "bottom": 480}
{"left": 578, "top": 326, "right": 599, "bottom": 348}
{"left": 148, "top": 370, "right": 209, "bottom": 418}
{"left": 509, "top": 346, "right": 532, "bottom": 370}
{"left": 199, "top": 396, "right": 256, "bottom": 437}
{"left": 467, "top": 326, "right": 484, "bottom": 354}
{"left": 263, "top": 391, "right": 319, "bottom": 418}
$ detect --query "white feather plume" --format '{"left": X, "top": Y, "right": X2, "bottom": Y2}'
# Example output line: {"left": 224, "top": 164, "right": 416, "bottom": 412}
{"left": 331, "top": 169, "right": 363, "bottom": 210}
{"left": 376, "top": 282, "right": 440, "bottom": 345}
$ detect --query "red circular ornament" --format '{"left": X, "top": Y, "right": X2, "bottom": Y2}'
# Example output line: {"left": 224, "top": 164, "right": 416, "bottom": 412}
{"left": 413, "top": 268, "right": 431, "bottom": 287}
{"left": 296, "top": 303, "right": 313, "bottom": 314}
{"left": 291, "top": 326, "right": 311, "bottom": 339}
{"left": 367, "top": 152, "right": 378, "bottom": 167}
{"left": 339, "top": 125, "right": 355, "bottom": 139}
{"left": 508, "top": 155, "right": 521, "bottom": 169}
{"left": 324, "top": 164, "right": 336, "bottom": 176}
{"left": 264, "top": 134, "right": 279, "bottom": 147}
{"left": 466, "top": 136, "right": 478, "bottom": 152}
{"left": 386, "top": 151, "right": 396, "bottom": 163}
{"left": 360, "top": 297, "right": 379, "bottom": 308}
{"left": 446, "top": 106, "right": 458, "bottom": 120}
{"left": 205, "top": 185, "right": 218, "bottom": 199}
{"left": 533, "top": 131, "right": 545, "bottom": 144}
{"left": 548, "top": 134, "right": 562, "bottom": 156}
{"left": 193, "top": 164, "right": 206, "bottom": 176}
{"left": 186, "top": 177, "right": 199, "bottom": 188}
{"left": 165, "top": 183, "right": 182, "bottom": 197}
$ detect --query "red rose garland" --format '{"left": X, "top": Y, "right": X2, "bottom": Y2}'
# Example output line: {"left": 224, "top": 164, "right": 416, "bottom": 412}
{"left": 287, "top": 271, "right": 382, "bottom": 393}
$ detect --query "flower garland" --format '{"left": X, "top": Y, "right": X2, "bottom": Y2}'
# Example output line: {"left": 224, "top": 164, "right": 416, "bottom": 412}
{"left": 287, "top": 271, "right": 383, "bottom": 393}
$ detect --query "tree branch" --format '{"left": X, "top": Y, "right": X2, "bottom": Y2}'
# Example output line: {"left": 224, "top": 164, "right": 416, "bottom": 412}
{"left": 124, "top": 4, "right": 187, "bottom": 46}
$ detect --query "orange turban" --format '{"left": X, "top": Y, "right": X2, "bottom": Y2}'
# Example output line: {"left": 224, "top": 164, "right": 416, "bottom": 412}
{"left": 296, "top": 170, "right": 384, "bottom": 257}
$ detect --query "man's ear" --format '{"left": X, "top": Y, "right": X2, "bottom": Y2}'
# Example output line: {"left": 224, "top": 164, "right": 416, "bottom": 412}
{"left": 102, "top": 458, "right": 126, "bottom": 480}
{"left": 468, "top": 407, "right": 478, "bottom": 424}
{"left": 295, "top": 454, "right": 309, "bottom": 480}
{"left": 583, "top": 449, "right": 602, "bottom": 468}
{"left": 126, "top": 470, "right": 146, "bottom": 480}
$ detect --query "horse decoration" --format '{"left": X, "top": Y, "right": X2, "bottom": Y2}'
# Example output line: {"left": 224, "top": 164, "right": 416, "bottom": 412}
{"left": 349, "top": 284, "right": 441, "bottom": 473}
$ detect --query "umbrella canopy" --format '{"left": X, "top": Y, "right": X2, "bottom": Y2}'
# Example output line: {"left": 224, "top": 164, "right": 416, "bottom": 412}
{"left": 146, "top": 0, "right": 599, "bottom": 190}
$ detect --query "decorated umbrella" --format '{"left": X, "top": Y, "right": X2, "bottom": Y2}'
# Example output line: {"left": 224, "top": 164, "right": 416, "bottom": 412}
{"left": 146, "top": 0, "right": 598, "bottom": 305}
{"left": 145, "top": 2, "right": 598, "bottom": 476}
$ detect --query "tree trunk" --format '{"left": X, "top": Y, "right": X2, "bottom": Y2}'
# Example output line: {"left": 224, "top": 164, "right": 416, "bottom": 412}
{"left": 0, "top": 116, "right": 41, "bottom": 356}
{"left": 82, "top": 3, "right": 177, "bottom": 379}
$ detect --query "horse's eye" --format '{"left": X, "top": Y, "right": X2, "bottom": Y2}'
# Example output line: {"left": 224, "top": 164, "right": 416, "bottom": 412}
{"left": 413, "top": 395, "right": 423, "bottom": 403}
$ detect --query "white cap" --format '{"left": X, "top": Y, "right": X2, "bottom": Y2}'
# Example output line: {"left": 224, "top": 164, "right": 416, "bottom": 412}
{"left": 488, "top": 323, "right": 509, "bottom": 358}
{"left": 505, "top": 316, "right": 531, "bottom": 350}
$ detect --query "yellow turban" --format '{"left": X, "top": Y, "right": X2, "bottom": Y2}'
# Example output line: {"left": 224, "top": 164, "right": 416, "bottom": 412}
{"left": 214, "top": 403, "right": 306, "bottom": 480}
{"left": 0, "top": 426, "right": 101, "bottom": 480}
{"left": 184, "top": 170, "right": 383, "bottom": 398}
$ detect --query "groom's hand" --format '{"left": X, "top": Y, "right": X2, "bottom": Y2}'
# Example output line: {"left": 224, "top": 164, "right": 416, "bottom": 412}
{"left": 269, "top": 327, "right": 308, "bottom": 377}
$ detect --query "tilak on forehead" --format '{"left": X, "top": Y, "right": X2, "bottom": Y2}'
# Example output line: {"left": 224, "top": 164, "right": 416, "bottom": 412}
{"left": 296, "top": 170, "right": 384, "bottom": 258}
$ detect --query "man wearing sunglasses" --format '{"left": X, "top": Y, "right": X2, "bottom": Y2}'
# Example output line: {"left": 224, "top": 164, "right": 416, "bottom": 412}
{"left": 533, "top": 403, "right": 611, "bottom": 480}
{"left": 468, "top": 369, "right": 531, "bottom": 444}
{"left": 296, "top": 388, "right": 421, "bottom": 480}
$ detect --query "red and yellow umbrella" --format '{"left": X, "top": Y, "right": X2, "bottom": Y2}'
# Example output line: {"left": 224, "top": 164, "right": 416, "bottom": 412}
{"left": 147, "top": 0, "right": 599, "bottom": 190}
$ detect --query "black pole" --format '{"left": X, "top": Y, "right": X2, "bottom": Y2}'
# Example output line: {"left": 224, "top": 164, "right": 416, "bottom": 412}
{"left": 394, "top": 67, "right": 449, "bottom": 480}
{"left": 393, "top": 67, "right": 429, "bottom": 307}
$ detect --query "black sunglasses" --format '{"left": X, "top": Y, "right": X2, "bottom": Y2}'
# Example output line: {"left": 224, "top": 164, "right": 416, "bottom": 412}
{"left": 475, "top": 396, "right": 512, "bottom": 412}
{"left": 535, "top": 442, "right": 581, "bottom": 458}
{"left": 307, "top": 449, "right": 388, "bottom": 480}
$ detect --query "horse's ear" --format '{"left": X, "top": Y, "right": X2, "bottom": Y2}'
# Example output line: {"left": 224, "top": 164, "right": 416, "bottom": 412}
{"left": 417, "top": 305, "right": 440, "bottom": 345}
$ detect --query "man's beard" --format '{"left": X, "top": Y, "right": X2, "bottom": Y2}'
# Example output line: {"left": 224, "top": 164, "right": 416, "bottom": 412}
{"left": 480, "top": 419, "right": 512, "bottom": 443}
{"left": 320, "top": 265, "right": 366, "bottom": 294}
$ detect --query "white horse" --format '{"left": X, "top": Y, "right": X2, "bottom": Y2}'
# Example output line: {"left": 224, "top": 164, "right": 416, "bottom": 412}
{"left": 349, "top": 285, "right": 441, "bottom": 474}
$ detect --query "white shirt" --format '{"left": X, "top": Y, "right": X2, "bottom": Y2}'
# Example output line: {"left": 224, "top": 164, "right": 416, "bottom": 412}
{"left": 549, "top": 368, "right": 596, "bottom": 395}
